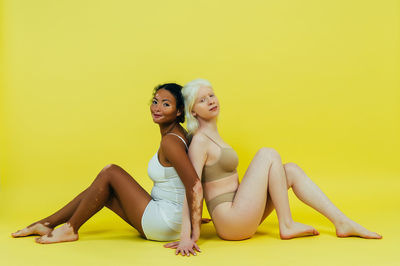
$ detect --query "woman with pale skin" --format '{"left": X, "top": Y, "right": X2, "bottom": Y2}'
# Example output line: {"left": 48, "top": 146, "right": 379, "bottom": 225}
{"left": 12, "top": 83, "right": 204, "bottom": 255}
{"left": 165, "top": 79, "right": 382, "bottom": 246}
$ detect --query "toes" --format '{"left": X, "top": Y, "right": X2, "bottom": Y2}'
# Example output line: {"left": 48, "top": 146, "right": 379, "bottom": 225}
{"left": 336, "top": 229, "right": 383, "bottom": 239}
{"left": 35, "top": 235, "right": 49, "bottom": 244}
{"left": 12, "top": 229, "right": 26, "bottom": 237}
{"left": 367, "top": 232, "right": 382, "bottom": 239}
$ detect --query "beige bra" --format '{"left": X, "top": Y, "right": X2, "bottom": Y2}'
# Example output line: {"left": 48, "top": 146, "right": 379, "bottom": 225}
{"left": 201, "top": 134, "right": 239, "bottom": 183}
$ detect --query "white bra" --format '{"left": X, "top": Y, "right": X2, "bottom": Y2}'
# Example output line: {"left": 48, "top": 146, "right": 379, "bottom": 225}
{"left": 147, "top": 133, "right": 188, "bottom": 199}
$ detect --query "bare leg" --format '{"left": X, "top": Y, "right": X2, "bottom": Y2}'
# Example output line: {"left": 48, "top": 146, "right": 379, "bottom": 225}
{"left": 35, "top": 164, "right": 151, "bottom": 244}
{"left": 225, "top": 148, "right": 318, "bottom": 240}
{"left": 282, "top": 163, "right": 382, "bottom": 239}
{"left": 259, "top": 192, "right": 274, "bottom": 224}
{"left": 262, "top": 149, "right": 319, "bottom": 239}
{"left": 11, "top": 189, "right": 89, "bottom": 237}
{"left": 12, "top": 170, "right": 137, "bottom": 238}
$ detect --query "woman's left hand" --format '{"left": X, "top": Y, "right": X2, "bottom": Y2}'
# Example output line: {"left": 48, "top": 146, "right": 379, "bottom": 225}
{"left": 164, "top": 239, "right": 201, "bottom": 256}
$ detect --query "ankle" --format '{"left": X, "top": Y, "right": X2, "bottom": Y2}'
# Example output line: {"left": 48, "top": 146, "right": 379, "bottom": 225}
{"left": 65, "top": 222, "right": 78, "bottom": 234}
{"left": 36, "top": 219, "right": 55, "bottom": 229}
{"left": 329, "top": 211, "right": 349, "bottom": 226}
{"left": 43, "top": 221, "right": 54, "bottom": 228}
{"left": 280, "top": 219, "right": 295, "bottom": 230}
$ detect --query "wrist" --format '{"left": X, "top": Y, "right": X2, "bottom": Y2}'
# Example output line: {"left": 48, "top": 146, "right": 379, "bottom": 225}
{"left": 191, "top": 231, "right": 200, "bottom": 241}
{"left": 180, "top": 235, "right": 191, "bottom": 241}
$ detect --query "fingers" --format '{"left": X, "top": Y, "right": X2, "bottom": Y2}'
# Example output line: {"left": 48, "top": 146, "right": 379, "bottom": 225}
{"left": 175, "top": 247, "right": 197, "bottom": 256}
{"left": 164, "top": 241, "right": 179, "bottom": 248}
{"left": 189, "top": 248, "right": 197, "bottom": 256}
{"left": 177, "top": 248, "right": 189, "bottom": 256}
{"left": 164, "top": 241, "right": 176, "bottom": 247}
{"left": 194, "top": 243, "right": 201, "bottom": 252}
{"left": 185, "top": 248, "right": 193, "bottom": 256}
{"left": 201, "top": 218, "right": 212, "bottom": 224}
{"left": 175, "top": 248, "right": 187, "bottom": 256}
{"left": 170, "top": 241, "right": 202, "bottom": 257}
{"left": 165, "top": 242, "right": 180, "bottom": 248}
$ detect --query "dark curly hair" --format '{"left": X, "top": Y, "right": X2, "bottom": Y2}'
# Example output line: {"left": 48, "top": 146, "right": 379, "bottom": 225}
{"left": 152, "top": 83, "right": 185, "bottom": 123}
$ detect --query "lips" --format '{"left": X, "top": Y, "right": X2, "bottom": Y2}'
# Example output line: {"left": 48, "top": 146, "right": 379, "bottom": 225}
{"left": 152, "top": 113, "right": 162, "bottom": 119}
{"left": 209, "top": 106, "right": 218, "bottom": 111}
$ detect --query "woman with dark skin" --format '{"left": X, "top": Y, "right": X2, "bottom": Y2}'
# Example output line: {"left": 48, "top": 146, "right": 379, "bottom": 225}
{"left": 12, "top": 83, "right": 203, "bottom": 255}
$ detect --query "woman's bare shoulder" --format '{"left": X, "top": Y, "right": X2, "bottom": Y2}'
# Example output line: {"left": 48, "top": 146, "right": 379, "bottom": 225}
{"left": 189, "top": 132, "right": 210, "bottom": 153}
{"left": 160, "top": 133, "right": 187, "bottom": 152}
{"left": 191, "top": 132, "right": 209, "bottom": 145}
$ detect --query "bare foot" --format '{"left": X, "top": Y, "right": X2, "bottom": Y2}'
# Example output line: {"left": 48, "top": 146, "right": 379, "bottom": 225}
{"left": 11, "top": 222, "right": 53, "bottom": 238}
{"left": 336, "top": 219, "right": 382, "bottom": 239}
{"left": 35, "top": 223, "right": 78, "bottom": 244}
{"left": 280, "top": 221, "right": 320, "bottom": 240}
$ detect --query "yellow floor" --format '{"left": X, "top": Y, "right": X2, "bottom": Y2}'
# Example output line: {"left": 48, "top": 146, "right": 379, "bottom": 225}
{"left": 1, "top": 172, "right": 398, "bottom": 266}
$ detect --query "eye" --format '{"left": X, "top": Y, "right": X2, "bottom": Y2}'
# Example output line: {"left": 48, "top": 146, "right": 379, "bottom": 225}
{"left": 152, "top": 99, "right": 157, "bottom": 105}
{"left": 210, "top": 94, "right": 214, "bottom": 97}
{"left": 200, "top": 98, "right": 205, "bottom": 103}
{"left": 163, "top": 103, "right": 170, "bottom": 107}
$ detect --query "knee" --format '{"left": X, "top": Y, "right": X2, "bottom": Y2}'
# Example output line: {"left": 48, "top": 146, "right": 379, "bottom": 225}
{"left": 98, "top": 164, "right": 121, "bottom": 180}
{"left": 102, "top": 164, "right": 120, "bottom": 172}
{"left": 283, "top": 162, "right": 299, "bottom": 174}
{"left": 257, "top": 147, "right": 281, "bottom": 162}
{"left": 283, "top": 162, "right": 301, "bottom": 187}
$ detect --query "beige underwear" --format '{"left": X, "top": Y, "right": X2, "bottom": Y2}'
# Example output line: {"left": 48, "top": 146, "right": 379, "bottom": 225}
{"left": 206, "top": 191, "right": 236, "bottom": 215}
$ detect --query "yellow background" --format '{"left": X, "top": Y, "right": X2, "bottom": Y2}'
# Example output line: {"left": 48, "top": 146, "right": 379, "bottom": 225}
{"left": 1, "top": 0, "right": 399, "bottom": 265}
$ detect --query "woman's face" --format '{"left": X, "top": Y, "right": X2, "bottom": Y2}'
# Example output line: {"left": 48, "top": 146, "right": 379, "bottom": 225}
{"left": 150, "top": 89, "right": 181, "bottom": 124}
{"left": 192, "top": 86, "right": 219, "bottom": 120}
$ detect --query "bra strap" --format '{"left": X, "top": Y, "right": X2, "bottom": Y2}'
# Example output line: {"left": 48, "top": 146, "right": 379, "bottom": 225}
{"left": 166, "top": 133, "right": 188, "bottom": 150}
{"left": 202, "top": 133, "right": 222, "bottom": 147}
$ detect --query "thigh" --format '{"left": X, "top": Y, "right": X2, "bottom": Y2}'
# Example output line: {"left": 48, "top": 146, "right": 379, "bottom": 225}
{"left": 229, "top": 149, "right": 273, "bottom": 227}
{"left": 104, "top": 164, "right": 152, "bottom": 236}
{"left": 105, "top": 194, "right": 133, "bottom": 227}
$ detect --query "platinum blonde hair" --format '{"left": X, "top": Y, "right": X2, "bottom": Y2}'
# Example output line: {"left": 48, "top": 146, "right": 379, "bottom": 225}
{"left": 182, "top": 79, "right": 213, "bottom": 135}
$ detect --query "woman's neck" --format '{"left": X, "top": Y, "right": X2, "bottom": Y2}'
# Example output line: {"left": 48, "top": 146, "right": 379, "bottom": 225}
{"left": 159, "top": 121, "right": 179, "bottom": 136}
{"left": 197, "top": 117, "right": 219, "bottom": 135}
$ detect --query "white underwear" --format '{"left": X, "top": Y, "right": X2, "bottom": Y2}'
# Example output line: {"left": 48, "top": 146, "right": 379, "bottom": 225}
{"left": 141, "top": 200, "right": 181, "bottom": 241}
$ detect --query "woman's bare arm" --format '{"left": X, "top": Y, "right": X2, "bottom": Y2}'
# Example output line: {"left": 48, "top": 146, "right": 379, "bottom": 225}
{"left": 176, "top": 133, "right": 208, "bottom": 240}
{"left": 163, "top": 133, "right": 209, "bottom": 255}
{"left": 185, "top": 133, "right": 208, "bottom": 239}
{"left": 161, "top": 135, "right": 203, "bottom": 240}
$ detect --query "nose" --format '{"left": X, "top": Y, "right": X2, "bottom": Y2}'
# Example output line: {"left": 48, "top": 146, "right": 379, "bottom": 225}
{"left": 208, "top": 96, "right": 215, "bottom": 105}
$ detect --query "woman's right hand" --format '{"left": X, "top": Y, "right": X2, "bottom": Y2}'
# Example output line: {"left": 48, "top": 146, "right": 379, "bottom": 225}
{"left": 201, "top": 218, "right": 212, "bottom": 224}
{"left": 163, "top": 239, "right": 201, "bottom": 256}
